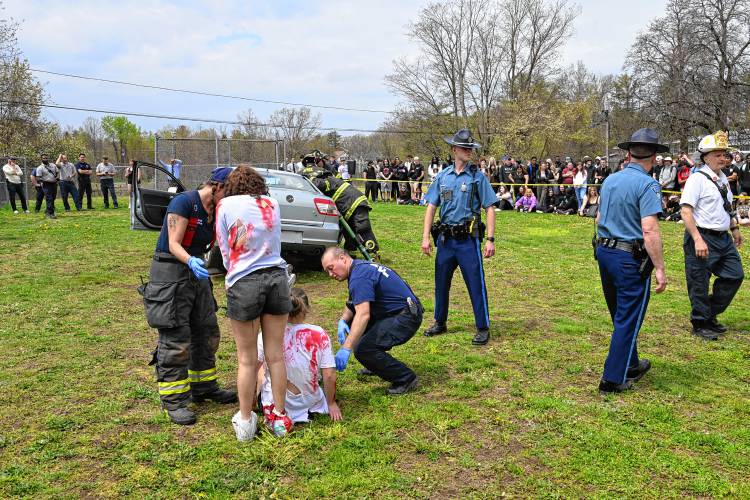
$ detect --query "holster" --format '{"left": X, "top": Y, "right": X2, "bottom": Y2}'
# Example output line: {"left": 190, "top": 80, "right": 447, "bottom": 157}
{"left": 632, "top": 241, "right": 654, "bottom": 279}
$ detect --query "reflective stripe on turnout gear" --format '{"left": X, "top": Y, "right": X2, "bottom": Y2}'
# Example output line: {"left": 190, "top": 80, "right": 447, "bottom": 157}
{"left": 345, "top": 195, "right": 368, "bottom": 219}
{"left": 332, "top": 182, "right": 350, "bottom": 202}
{"left": 158, "top": 379, "right": 191, "bottom": 395}
{"left": 188, "top": 367, "right": 217, "bottom": 383}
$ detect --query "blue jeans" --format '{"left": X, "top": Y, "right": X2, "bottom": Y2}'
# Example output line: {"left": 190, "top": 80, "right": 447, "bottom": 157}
{"left": 60, "top": 180, "right": 81, "bottom": 211}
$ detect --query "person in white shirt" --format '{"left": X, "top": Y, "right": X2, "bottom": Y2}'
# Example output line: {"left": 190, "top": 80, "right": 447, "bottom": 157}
{"left": 95, "top": 157, "right": 118, "bottom": 209}
{"left": 338, "top": 161, "right": 350, "bottom": 180}
{"left": 257, "top": 288, "right": 341, "bottom": 424}
{"left": 680, "top": 131, "right": 744, "bottom": 340}
{"left": 2, "top": 157, "right": 28, "bottom": 213}
{"left": 215, "top": 165, "right": 294, "bottom": 440}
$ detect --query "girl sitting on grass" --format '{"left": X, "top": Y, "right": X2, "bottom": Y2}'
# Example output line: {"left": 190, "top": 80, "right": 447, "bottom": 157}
{"left": 258, "top": 288, "right": 342, "bottom": 424}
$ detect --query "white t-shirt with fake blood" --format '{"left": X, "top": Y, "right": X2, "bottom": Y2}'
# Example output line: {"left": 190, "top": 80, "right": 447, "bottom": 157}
{"left": 215, "top": 194, "right": 286, "bottom": 288}
{"left": 258, "top": 323, "right": 335, "bottom": 423}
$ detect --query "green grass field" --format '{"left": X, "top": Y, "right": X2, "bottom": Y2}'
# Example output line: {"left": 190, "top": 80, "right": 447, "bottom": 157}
{"left": 1, "top": 200, "right": 748, "bottom": 498}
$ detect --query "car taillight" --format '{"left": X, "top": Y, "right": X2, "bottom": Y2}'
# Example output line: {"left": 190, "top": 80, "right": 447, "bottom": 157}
{"left": 314, "top": 198, "right": 338, "bottom": 216}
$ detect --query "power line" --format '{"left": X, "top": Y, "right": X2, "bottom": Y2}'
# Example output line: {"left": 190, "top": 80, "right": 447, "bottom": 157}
{"left": 0, "top": 98, "right": 431, "bottom": 134}
{"left": 29, "top": 68, "right": 394, "bottom": 115}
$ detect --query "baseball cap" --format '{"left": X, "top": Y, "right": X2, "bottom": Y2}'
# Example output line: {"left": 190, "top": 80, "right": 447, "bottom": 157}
{"left": 210, "top": 167, "right": 233, "bottom": 183}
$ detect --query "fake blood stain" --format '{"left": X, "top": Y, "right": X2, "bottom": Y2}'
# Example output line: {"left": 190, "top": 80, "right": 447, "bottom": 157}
{"left": 256, "top": 197, "right": 275, "bottom": 231}
{"left": 227, "top": 219, "right": 253, "bottom": 271}
{"left": 295, "top": 328, "right": 330, "bottom": 391}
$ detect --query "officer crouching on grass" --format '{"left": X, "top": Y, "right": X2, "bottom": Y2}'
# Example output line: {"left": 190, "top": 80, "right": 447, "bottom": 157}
{"left": 322, "top": 246, "right": 423, "bottom": 395}
{"left": 680, "top": 131, "right": 744, "bottom": 340}
{"left": 421, "top": 129, "right": 497, "bottom": 346}
{"left": 595, "top": 128, "right": 668, "bottom": 394}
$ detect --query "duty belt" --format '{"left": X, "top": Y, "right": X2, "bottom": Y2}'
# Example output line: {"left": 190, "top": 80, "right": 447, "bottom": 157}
{"left": 597, "top": 237, "right": 637, "bottom": 253}
{"left": 697, "top": 226, "right": 726, "bottom": 237}
{"left": 153, "top": 252, "right": 182, "bottom": 264}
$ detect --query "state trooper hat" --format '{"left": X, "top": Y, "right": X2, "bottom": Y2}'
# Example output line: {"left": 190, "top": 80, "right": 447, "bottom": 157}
{"left": 617, "top": 128, "right": 669, "bottom": 154}
{"left": 444, "top": 128, "right": 481, "bottom": 150}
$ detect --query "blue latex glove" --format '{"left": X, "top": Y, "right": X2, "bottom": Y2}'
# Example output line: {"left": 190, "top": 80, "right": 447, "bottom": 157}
{"left": 337, "top": 319, "right": 350, "bottom": 344}
{"left": 335, "top": 348, "right": 351, "bottom": 372}
{"left": 187, "top": 256, "right": 209, "bottom": 280}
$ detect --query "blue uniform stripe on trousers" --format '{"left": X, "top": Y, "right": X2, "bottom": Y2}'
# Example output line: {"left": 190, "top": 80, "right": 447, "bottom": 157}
{"left": 473, "top": 237, "right": 490, "bottom": 327}
{"left": 623, "top": 276, "right": 650, "bottom": 384}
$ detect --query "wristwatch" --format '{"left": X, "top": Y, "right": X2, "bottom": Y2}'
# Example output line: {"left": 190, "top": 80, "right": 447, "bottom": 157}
{"left": 487, "top": 237, "right": 495, "bottom": 242}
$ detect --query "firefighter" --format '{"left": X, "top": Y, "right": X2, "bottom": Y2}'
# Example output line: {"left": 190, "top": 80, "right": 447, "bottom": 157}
{"left": 139, "top": 167, "right": 237, "bottom": 425}
{"left": 312, "top": 171, "right": 380, "bottom": 257}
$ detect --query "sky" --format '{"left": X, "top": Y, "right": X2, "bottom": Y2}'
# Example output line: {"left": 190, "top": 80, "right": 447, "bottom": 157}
{"left": 5, "top": 0, "right": 667, "bottom": 134}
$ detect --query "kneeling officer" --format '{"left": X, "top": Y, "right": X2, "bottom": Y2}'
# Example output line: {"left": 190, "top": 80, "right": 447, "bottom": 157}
{"left": 140, "top": 168, "right": 237, "bottom": 425}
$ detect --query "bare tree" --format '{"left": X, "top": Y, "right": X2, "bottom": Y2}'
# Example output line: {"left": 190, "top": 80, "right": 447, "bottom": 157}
{"left": 80, "top": 117, "right": 104, "bottom": 159}
{"left": 267, "top": 107, "right": 321, "bottom": 160}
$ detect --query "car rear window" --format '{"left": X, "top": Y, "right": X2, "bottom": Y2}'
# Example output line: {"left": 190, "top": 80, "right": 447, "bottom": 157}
{"left": 259, "top": 172, "right": 316, "bottom": 192}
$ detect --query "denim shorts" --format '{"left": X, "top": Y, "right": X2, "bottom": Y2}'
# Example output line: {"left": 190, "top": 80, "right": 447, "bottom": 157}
{"left": 226, "top": 267, "right": 292, "bottom": 321}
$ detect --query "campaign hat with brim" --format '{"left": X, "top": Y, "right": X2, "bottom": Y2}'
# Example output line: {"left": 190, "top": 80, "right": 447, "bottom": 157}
{"left": 444, "top": 129, "right": 481, "bottom": 150}
{"left": 617, "top": 128, "right": 669, "bottom": 154}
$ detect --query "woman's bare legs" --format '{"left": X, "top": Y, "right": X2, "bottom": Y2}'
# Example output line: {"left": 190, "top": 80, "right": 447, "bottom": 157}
{"left": 260, "top": 313, "right": 289, "bottom": 414}
{"left": 229, "top": 318, "right": 260, "bottom": 420}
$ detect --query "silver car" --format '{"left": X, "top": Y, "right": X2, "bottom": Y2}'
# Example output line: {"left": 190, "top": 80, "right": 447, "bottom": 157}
{"left": 130, "top": 161, "right": 340, "bottom": 270}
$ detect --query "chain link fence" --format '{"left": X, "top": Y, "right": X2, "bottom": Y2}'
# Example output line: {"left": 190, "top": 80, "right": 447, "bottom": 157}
{"left": 153, "top": 136, "right": 284, "bottom": 190}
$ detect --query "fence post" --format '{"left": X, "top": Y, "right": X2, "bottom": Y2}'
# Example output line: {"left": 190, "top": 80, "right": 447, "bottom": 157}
{"left": 215, "top": 136, "right": 219, "bottom": 168}
{"left": 227, "top": 138, "right": 232, "bottom": 167}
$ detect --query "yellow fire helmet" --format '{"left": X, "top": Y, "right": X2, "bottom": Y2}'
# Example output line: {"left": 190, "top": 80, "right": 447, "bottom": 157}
{"left": 698, "top": 131, "right": 731, "bottom": 153}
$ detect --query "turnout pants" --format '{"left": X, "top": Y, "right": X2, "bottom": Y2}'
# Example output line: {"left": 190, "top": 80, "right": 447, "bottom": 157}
{"left": 140, "top": 256, "right": 222, "bottom": 410}
{"left": 351, "top": 303, "right": 422, "bottom": 385}
{"left": 5, "top": 182, "right": 27, "bottom": 211}
{"left": 684, "top": 231, "right": 744, "bottom": 325}
{"left": 434, "top": 235, "right": 490, "bottom": 330}
{"left": 596, "top": 246, "right": 649, "bottom": 385}
{"left": 343, "top": 206, "right": 380, "bottom": 254}
{"left": 60, "top": 180, "right": 81, "bottom": 211}
{"left": 78, "top": 177, "right": 93, "bottom": 208}
{"left": 41, "top": 182, "right": 57, "bottom": 216}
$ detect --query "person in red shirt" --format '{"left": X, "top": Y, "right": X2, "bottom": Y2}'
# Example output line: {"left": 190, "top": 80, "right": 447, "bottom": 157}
{"left": 561, "top": 161, "right": 575, "bottom": 185}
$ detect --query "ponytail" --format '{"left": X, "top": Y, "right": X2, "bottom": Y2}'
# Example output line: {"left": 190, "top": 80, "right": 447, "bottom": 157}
{"left": 289, "top": 288, "right": 310, "bottom": 318}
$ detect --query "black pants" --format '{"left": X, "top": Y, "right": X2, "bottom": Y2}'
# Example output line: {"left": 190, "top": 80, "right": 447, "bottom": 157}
{"left": 343, "top": 206, "right": 379, "bottom": 254}
{"left": 60, "top": 180, "right": 81, "bottom": 211}
{"left": 141, "top": 257, "right": 222, "bottom": 410}
{"left": 684, "top": 230, "right": 744, "bottom": 325}
{"left": 6, "top": 182, "right": 27, "bottom": 211}
{"left": 352, "top": 304, "right": 422, "bottom": 385}
{"left": 78, "top": 177, "right": 93, "bottom": 208}
{"left": 34, "top": 186, "right": 44, "bottom": 212}
{"left": 364, "top": 181, "right": 379, "bottom": 202}
{"left": 41, "top": 182, "right": 57, "bottom": 215}
{"left": 100, "top": 178, "right": 118, "bottom": 207}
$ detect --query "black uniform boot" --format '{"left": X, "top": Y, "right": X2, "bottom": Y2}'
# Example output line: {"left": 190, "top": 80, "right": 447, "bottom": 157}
{"left": 165, "top": 407, "right": 197, "bottom": 425}
{"left": 708, "top": 318, "right": 727, "bottom": 333}
{"left": 598, "top": 379, "right": 633, "bottom": 394}
{"left": 626, "top": 359, "right": 651, "bottom": 382}
{"left": 423, "top": 323, "right": 447, "bottom": 337}
{"left": 472, "top": 329, "right": 490, "bottom": 346}
{"left": 192, "top": 387, "right": 238, "bottom": 404}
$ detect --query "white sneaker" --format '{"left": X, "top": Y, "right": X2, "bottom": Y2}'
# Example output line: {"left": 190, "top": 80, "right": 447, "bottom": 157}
{"left": 13, "top": 210, "right": 19, "bottom": 214}
{"left": 24, "top": 210, "right": 29, "bottom": 213}
{"left": 232, "top": 410, "right": 258, "bottom": 442}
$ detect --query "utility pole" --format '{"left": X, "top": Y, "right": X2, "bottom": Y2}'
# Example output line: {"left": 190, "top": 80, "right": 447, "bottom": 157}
{"left": 602, "top": 95, "right": 611, "bottom": 162}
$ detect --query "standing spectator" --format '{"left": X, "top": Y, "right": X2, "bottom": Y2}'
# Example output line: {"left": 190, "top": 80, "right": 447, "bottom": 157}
{"left": 535, "top": 161, "right": 552, "bottom": 208}
{"left": 677, "top": 159, "right": 692, "bottom": 191}
{"left": 30, "top": 163, "right": 44, "bottom": 213}
{"left": 125, "top": 159, "right": 142, "bottom": 203}
{"left": 561, "top": 161, "right": 575, "bottom": 186}
{"left": 428, "top": 163, "right": 441, "bottom": 183}
{"left": 652, "top": 155, "right": 664, "bottom": 180}
{"left": 409, "top": 157, "right": 424, "bottom": 201}
{"left": 338, "top": 160, "right": 350, "bottom": 180}
{"left": 723, "top": 154, "right": 740, "bottom": 196}
{"left": 510, "top": 165, "right": 528, "bottom": 197}
{"left": 56, "top": 154, "right": 81, "bottom": 212}
{"left": 500, "top": 156, "right": 514, "bottom": 185}
{"left": 36, "top": 154, "right": 60, "bottom": 219}
{"left": 76, "top": 153, "right": 94, "bottom": 210}
{"left": 364, "top": 161, "right": 379, "bottom": 202}
{"left": 96, "top": 157, "right": 119, "bottom": 209}
{"left": 158, "top": 158, "right": 182, "bottom": 186}
{"left": 378, "top": 162, "right": 392, "bottom": 202}
{"left": 391, "top": 158, "right": 401, "bottom": 197}
{"left": 527, "top": 156, "right": 539, "bottom": 183}
{"left": 658, "top": 156, "right": 678, "bottom": 192}
{"left": 3, "top": 157, "right": 28, "bottom": 213}
{"left": 738, "top": 154, "right": 750, "bottom": 195}
{"left": 573, "top": 163, "right": 588, "bottom": 208}
{"left": 549, "top": 160, "right": 561, "bottom": 194}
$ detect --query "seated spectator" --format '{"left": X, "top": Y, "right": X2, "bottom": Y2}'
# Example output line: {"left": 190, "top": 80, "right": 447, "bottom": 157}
{"left": 737, "top": 193, "right": 749, "bottom": 226}
{"left": 663, "top": 195, "right": 682, "bottom": 221}
{"left": 578, "top": 186, "right": 600, "bottom": 217}
{"left": 495, "top": 185, "right": 514, "bottom": 211}
{"left": 258, "top": 288, "right": 342, "bottom": 424}
{"left": 553, "top": 187, "right": 578, "bottom": 215}
{"left": 540, "top": 186, "right": 556, "bottom": 213}
{"left": 515, "top": 188, "right": 537, "bottom": 212}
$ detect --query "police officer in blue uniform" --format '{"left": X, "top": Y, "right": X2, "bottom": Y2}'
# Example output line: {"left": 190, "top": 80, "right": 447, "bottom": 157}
{"left": 595, "top": 129, "right": 668, "bottom": 393}
{"left": 421, "top": 129, "right": 497, "bottom": 346}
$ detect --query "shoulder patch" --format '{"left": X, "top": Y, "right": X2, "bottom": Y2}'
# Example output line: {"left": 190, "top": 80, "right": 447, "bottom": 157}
{"left": 651, "top": 185, "right": 661, "bottom": 195}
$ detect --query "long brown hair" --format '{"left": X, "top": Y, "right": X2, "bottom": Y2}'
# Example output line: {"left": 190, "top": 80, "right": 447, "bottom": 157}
{"left": 224, "top": 164, "right": 267, "bottom": 197}
{"left": 289, "top": 288, "right": 310, "bottom": 318}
